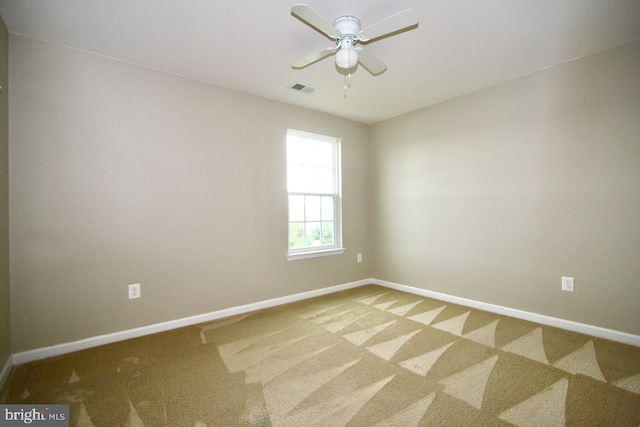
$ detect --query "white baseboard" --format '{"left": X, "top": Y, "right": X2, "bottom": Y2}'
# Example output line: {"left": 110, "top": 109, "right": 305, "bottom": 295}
{"left": 372, "top": 278, "right": 640, "bottom": 347}
{"left": 12, "top": 278, "right": 369, "bottom": 365}
{"left": 10, "top": 276, "right": 639, "bottom": 365}
{"left": 0, "top": 355, "right": 12, "bottom": 391}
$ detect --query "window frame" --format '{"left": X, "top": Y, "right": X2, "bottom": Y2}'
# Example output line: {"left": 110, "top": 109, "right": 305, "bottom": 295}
{"left": 286, "top": 129, "right": 344, "bottom": 260}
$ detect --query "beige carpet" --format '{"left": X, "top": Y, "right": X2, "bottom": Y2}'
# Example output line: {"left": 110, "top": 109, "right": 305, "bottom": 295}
{"left": 2, "top": 284, "right": 640, "bottom": 426}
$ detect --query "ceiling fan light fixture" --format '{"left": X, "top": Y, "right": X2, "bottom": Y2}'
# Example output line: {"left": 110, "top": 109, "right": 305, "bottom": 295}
{"left": 335, "top": 40, "right": 358, "bottom": 69}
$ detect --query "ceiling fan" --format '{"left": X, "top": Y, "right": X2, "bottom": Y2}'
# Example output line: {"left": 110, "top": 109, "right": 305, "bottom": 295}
{"left": 291, "top": 4, "right": 419, "bottom": 75}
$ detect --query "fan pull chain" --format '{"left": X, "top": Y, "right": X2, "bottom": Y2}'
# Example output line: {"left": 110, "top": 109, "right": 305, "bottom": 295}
{"left": 343, "top": 73, "right": 352, "bottom": 98}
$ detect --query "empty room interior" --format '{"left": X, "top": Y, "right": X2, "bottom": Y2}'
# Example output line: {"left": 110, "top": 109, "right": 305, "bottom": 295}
{"left": 0, "top": 1, "right": 639, "bottom": 426}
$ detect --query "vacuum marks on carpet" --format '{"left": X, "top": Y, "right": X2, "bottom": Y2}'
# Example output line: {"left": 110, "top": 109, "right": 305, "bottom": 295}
{"left": 197, "top": 285, "right": 640, "bottom": 426}
{"left": 3, "top": 285, "right": 640, "bottom": 426}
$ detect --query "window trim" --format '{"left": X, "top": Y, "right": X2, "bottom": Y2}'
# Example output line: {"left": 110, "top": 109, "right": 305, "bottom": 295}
{"left": 286, "top": 129, "right": 343, "bottom": 260}
{"left": 287, "top": 248, "right": 346, "bottom": 261}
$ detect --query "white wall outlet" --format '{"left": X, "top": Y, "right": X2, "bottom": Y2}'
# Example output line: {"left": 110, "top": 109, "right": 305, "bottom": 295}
{"left": 357, "top": 253, "right": 363, "bottom": 263}
{"left": 128, "top": 283, "right": 141, "bottom": 299}
{"left": 561, "top": 277, "right": 574, "bottom": 292}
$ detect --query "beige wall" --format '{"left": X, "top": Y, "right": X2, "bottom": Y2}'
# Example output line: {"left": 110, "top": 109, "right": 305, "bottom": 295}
{"left": 369, "top": 40, "right": 640, "bottom": 335}
{"left": 8, "top": 35, "right": 369, "bottom": 352}
{"left": 0, "top": 17, "right": 9, "bottom": 367}
{"left": 7, "top": 32, "right": 640, "bottom": 354}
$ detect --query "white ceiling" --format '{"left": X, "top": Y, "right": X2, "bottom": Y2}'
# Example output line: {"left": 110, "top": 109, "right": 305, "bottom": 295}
{"left": 1, "top": 0, "right": 639, "bottom": 124}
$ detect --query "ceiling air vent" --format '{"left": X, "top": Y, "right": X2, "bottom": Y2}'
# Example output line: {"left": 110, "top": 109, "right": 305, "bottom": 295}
{"left": 289, "top": 83, "right": 315, "bottom": 94}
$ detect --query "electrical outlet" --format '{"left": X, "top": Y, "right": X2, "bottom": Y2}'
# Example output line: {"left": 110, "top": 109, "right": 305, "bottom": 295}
{"left": 357, "top": 253, "right": 363, "bottom": 263}
{"left": 128, "top": 283, "right": 141, "bottom": 299}
{"left": 561, "top": 277, "right": 574, "bottom": 292}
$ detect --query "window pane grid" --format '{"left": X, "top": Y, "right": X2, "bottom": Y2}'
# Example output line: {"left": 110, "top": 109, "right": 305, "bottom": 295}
{"left": 288, "top": 194, "right": 337, "bottom": 249}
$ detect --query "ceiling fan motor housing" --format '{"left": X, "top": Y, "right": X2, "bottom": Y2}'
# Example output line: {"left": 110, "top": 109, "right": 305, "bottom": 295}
{"left": 332, "top": 16, "right": 361, "bottom": 39}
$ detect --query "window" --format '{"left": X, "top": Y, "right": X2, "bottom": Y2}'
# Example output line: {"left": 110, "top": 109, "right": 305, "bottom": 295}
{"left": 287, "top": 129, "right": 343, "bottom": 260}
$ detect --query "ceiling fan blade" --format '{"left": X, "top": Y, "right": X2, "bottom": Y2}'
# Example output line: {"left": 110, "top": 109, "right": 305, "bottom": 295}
{"left": 360, "top": 9, "right": 418, "bottom": 42}
{"left": 291, "top": 4, "right": 339, "bottom": 38}
{"left": 357, "top": 49, "right": 387, "bottom": 75}
{"left": 292, "top": 48, "right": 335, "bottom": 69}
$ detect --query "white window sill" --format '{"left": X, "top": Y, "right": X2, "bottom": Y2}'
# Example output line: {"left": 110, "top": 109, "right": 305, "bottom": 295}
{"left": 287, "top": 248, "right": 345, "bottom": 261}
